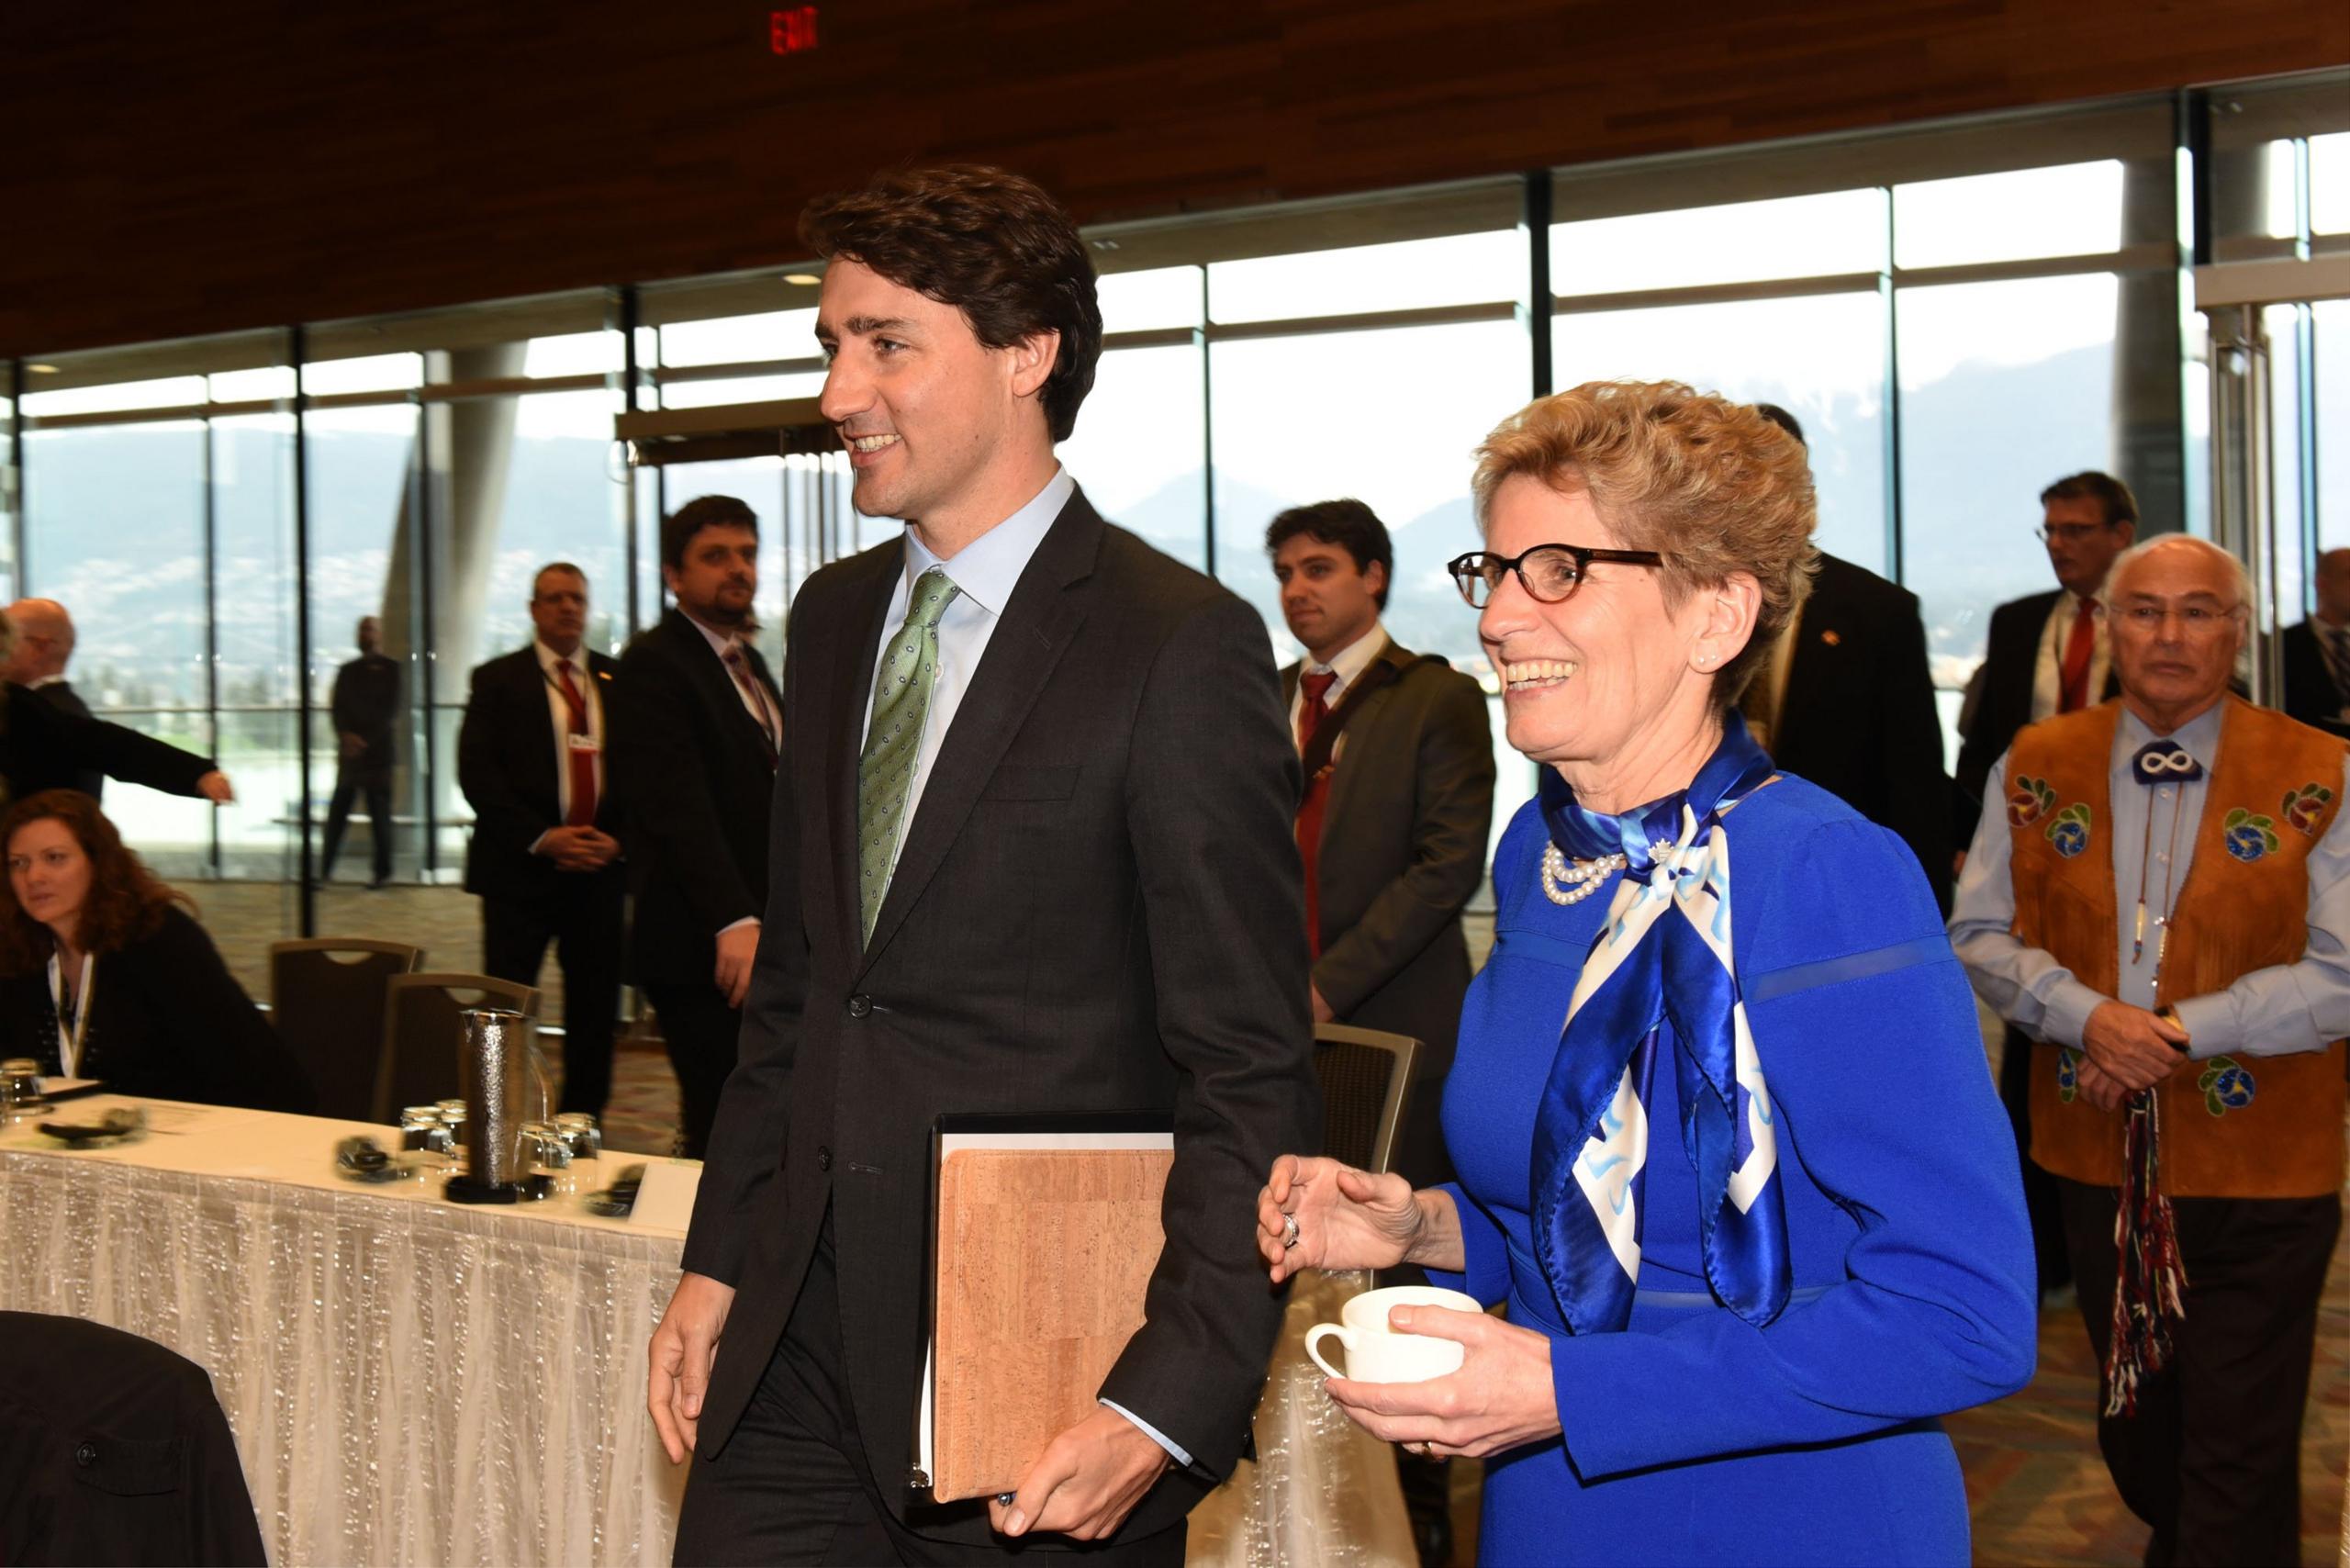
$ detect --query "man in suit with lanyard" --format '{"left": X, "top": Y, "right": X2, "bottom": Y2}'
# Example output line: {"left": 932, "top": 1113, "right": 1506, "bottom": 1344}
{"left": 608, "top": 497, "right": 780, "bottom": 1159}
{"left": 1953, "top": 468, "right": 2137, "bottom": 1303}
{"left": 1269, "top": 498, "right": 1492, "bottom": 1568}
{"left": 649, "top": 165, "right": 1318, "bottom": 1564}
{"left": 457, "top": 562, "right": 626, "bottom": 1118}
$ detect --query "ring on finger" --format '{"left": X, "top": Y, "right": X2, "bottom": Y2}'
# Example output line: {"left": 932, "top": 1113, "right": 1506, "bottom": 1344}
{"left": 1281, "top": 1213, "right": 1301, "bottom": 1250}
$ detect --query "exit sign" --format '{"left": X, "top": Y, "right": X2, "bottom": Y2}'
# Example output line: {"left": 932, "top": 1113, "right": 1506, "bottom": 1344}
{"left": 771, "top": 6, "right": 820, "bottom": 52}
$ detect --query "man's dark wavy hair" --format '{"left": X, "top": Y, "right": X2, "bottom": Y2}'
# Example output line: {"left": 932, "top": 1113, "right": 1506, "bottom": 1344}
{"left": 800, "top": 165, "right": 1103, "bottom": 442}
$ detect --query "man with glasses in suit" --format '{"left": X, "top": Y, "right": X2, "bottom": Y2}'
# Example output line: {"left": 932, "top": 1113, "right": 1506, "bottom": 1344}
{"left": 2281, "top": 547, "right": 2350, "bottom": 733}
{"left": 457, "top": 562, "right": 626, "bottom": 1118}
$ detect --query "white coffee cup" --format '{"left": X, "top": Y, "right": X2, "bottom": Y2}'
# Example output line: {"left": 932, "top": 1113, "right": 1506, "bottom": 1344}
{"left": 1304, "top": 1284, "right": 1481, "bottom": 1383}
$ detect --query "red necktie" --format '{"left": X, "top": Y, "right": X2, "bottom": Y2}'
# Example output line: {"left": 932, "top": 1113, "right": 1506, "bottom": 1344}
{"left": 554, "top": 659, "right": 599, "bottom": 827}
{"left": 723, "top": 644, "right": 779, "bottom": 758}
{"left": 2059, "top": 596, "right": 2098, "bottom": 712}
{"left": 1296, "top": 671, "right": 1339, "bottom": 958}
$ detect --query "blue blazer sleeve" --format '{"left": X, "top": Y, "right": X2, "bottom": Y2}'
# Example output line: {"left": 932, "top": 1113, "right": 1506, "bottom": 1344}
{"left": 1550, "top": 813, "right": 2036, "bottom": 1478}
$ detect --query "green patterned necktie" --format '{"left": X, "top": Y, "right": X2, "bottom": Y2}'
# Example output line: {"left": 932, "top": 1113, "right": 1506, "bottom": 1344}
{"left": 857, "top": 567, "right": 963, "bottom": 942}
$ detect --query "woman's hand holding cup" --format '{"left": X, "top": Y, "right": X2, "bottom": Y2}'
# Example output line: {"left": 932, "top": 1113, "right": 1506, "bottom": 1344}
{"left": 1257, "top": 1153, "right": 1423, "bottom": 1284}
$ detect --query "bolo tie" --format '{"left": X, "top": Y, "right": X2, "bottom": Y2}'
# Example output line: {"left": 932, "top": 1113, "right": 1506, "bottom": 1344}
{"left": 2130, "top": 739, "right": 2204, "bottom": 980}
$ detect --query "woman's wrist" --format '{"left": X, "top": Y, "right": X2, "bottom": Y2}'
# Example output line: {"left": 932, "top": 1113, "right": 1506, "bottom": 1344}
{"left": 1400, "top": 1187, "right": 1462, "bottom": 1271}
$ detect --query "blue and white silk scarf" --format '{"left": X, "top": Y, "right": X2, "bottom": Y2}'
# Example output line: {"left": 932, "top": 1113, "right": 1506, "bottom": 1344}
{"left": 1529, "top": 711, "right": 1794, "bottom": 1335}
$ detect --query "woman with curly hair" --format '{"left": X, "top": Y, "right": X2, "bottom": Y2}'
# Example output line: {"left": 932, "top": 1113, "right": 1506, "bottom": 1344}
{"left": 1, "top": 790, "right": 311, "bottom": 1112}
{"left": 1259, "top": 382, "right": 2034, "bottom": 1564}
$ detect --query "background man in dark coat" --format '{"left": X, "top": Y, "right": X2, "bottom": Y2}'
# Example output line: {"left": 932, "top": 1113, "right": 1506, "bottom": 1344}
{"left": 319, "top": 615, "right": 400, "bottom": 888}
{"left": 1740, "top": 408, "right": 1953, "bottom": 913}
{"left": 650, "top": 166, "right": 1318, "bottom": 1565}
{"left": 2, "top": 599, "right": 100, "bottom": 799}
{"left": 457, "top": 562, "right": 626, "bottom": 1117}
{"left": 0, "top": 607, "right": 230, "bottom": 810}
{"left": 2279, "top": 545, "right": 2350, "bottom": 733}
{"left": 607, "top": 497, "right": 778, "bottom": 1159}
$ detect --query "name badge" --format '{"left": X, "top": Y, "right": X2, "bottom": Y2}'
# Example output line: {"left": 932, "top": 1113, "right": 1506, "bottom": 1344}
{"left": 567, "top": 734, "right": 602, "bottom": 756}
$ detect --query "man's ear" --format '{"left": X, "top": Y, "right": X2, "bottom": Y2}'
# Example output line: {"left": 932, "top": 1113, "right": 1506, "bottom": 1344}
{"left": 1008, "top": 330, "right": 1060, "bottom": 401}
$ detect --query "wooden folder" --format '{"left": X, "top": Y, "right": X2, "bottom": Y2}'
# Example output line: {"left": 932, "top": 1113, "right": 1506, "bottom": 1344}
{"left": 915, "top": 1116, "right": 1174, "bottom": 1504}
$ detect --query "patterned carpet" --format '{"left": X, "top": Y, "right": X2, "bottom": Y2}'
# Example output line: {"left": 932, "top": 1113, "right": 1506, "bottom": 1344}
{"left": 197, "top": 884, "right": 2350, "bottom": 1562}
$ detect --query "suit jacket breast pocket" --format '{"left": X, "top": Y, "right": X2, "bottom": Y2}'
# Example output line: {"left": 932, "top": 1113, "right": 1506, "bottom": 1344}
{"left": 979, "top": 765, "right": 1080, "bottom": 802}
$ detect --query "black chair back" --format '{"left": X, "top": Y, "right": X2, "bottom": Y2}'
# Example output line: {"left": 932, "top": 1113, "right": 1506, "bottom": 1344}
{"left": 267, "top": 938, "right": 424, "bottom": 1121}
{"left": 375, "top": 972, "right": 540, "bottom": 1122}
{"left": 1313, "top": 1024, "right": 1419, "bottom": 1176}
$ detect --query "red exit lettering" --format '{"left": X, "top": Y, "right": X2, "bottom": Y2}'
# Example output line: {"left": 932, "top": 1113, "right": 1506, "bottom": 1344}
{"left": 770, "top": 6, "right": 820, "bottom": 53}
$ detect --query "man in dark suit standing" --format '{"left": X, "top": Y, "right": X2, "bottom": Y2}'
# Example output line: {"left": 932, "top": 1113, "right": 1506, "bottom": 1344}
{"left": 457, "top": 563, "right": 627, "bottom": 1118}
{"left": 0, "top": 601, "right": 233, "bottom": 810}
{"left": 1949, "top": 467, "right": 2137, "bottom": 1304}
{"left": 2280, "top": 547, "right": 2350, "bottom": 731}
{"left": 1269, "top": 498, "right": 1491, "bottom": 1568}
{"left": 607, "top": 497, "right": 778, "bottom": 1159}
{"left": 650, "top": 166, "right": 1318, "bottom": 1565}
{"left": 320, "top": 615, "right": 400, "bottom": 888}
{"left": 1952, "top": 471, "right": 2137, "bottom": 851}
{"left": 1740, "top": 408, "right": 1953, "bottom": 913}
{"left": 2, "top": 599, "right": 101, "bottom": 799}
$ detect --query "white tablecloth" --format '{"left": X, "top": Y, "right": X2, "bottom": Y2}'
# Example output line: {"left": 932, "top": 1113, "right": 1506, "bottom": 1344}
{"left": 0, "top": 1097, "right": 688, "bottom": 1568}
{"left": 0, "top": 1098, "right": 1412, "bottom": 1567}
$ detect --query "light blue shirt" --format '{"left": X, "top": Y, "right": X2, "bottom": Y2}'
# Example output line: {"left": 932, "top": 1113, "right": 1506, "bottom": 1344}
{"left": 1951, "top": 700, "right": 2350, "bottom": 1059}
{"left": 858, "top": 465, "right": 1194, "bottom": 1470}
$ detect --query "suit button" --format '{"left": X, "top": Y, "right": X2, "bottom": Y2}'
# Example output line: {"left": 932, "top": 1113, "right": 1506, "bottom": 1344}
{"left": 74, "top": 1440, "right": 97, "bottom": 1467}
{"left": 846, "top": 994, "right": 872, "bottom": 1018}
{"left": 816, "top": 1146, "right": 834, "bottom": 1171}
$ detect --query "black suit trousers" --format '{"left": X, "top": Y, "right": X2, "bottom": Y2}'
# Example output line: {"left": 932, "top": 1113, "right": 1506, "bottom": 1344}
{"left": 672, "top": 1226, "right": 1184, "bottom": 1567}
{"left": 644, "top": 980, "right": 742, "bottom": 1159}
{"left": 2058, "top": 1179, "right": 2340, "bottom": 1568}
{"left": 321, "top": 765, "right": 393, "bottom": 881}
{"left": 480, "top": 882, "right": 624, "bottom": 1117}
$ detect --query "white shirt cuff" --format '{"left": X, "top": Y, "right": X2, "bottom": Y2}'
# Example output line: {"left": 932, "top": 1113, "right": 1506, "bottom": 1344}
{"left": 718, "top": 916, "right": 761, "bottom": 936}
{"left": 1098, "top": 1399, "right": 1192, "bottom": 1467}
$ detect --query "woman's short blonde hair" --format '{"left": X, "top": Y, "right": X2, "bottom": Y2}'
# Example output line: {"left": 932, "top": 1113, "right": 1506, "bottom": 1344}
{"left": 1472, "top": 380, "right": 1818, "bottom": 710}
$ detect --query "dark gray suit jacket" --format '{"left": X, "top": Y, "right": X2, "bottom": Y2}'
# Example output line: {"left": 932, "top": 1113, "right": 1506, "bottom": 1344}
{"left": 681, "top": 488, "right": 1320, "bottom": 1545}
{"left": 1284, "top": 639, "right": 1494, "bottom": 1083}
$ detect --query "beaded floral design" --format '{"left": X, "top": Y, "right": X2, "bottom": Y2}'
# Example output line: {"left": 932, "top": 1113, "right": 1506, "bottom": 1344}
{"left": 2282, "top": 782, "right": 2333, "bottom": 836}
{"left": 2055, "top": 1047, "right": 2080, "bottom": 1104}
{"left": 2198, "top": 1055, "right": 2255, "bottom": 1115}
{"left": 2009, "top": 777, "right": 2056, "bottom": 828}
{"left": 2044, "top": 801, "right": 2091, "bottom": 858}
{"left": 2221, "top": 808, "right": 2280, "bottom": 864}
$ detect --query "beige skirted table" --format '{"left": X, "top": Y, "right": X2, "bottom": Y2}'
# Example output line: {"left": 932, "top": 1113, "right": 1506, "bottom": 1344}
{"left": 0, "top": 1097, "right": 1412, "bottom": 1567}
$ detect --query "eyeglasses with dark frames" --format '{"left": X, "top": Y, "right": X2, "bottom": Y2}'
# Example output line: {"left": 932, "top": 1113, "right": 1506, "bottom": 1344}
{"left": 2035, "top": 521, "right": 2119, "bottom": 544}
{"left": 1447, "top": 544, "right": 1666, "bottom": 608}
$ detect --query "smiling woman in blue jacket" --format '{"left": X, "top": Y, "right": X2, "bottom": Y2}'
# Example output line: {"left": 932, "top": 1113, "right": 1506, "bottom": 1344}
{"left": 1259, "top": 381, "right": 2035, "bottom": 1567}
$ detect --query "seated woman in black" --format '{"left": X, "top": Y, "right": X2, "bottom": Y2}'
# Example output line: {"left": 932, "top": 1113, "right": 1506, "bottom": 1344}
{"left": 0, "top": 790, "right": 314, "bottom": 1113}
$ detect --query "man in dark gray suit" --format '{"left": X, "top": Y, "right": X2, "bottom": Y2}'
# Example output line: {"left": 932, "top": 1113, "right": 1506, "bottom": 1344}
{"left": 1269, "top": 499, "right": 1493, "bottom": 1187}
{"left": 650, "top": 166, "right": 1319, "bottom": 1565}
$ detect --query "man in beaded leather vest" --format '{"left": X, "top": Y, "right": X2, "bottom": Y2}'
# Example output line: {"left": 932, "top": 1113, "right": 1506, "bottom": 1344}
{"left": 1953, "top": 534, "right": 2350, "bottom": 1567}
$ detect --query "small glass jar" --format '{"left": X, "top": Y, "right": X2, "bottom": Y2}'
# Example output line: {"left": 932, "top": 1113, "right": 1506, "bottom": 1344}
{"left": 554, "top": 1112, "right": 602, "bottom": 1163}
{"left": 0, "top": 1058, "right": 47, "bottom": 1122}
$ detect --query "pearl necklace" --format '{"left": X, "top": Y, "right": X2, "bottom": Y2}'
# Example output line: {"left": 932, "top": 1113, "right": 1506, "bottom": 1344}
{"left": 1540, "top": 844, "right": 1627, "bottom": 905}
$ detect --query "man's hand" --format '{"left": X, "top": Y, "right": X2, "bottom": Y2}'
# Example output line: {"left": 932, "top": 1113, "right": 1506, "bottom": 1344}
{"left": 539, "top": 825, "right": 621, "bottom": 872}
{"left": 1310, "top": 985, "right": 1335, "bottom": 1025}
{"left": 989, "top": 1406, "right": 1171, "bottom": 1543}
{"left": 714, "top": 922, "right": 761, "bottom": 1008}
{"left": 2076, "top": 1054, "right": 2130, "bottom": 1112}
{"left": 647, "top": 1271, "right": 737, "bottom": 1464}
{"left": 2081, "top": 1001, "right": 2188, "bottom": 1092}
{"left": 196, "top": 770, "right": 235, "bottom": 805}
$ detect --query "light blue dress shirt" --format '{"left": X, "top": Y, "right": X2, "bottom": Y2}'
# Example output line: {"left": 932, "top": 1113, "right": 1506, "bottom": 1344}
{"left": 1950, "top": 700, "right": 2350, "bottom": 1059}
{"left": 859, "top": 466, "right": 1194, "bottom": 1469}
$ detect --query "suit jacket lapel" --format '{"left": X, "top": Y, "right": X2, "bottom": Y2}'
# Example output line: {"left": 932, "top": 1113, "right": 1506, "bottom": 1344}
{"left": 856, "top": 495, "right": 1100, "bottom": 974}
{"left": 827, "top": 545, "right": 904, "bottom": 960}
{"left": 1322, "top": 641, "right": 1411, "bottom": 826}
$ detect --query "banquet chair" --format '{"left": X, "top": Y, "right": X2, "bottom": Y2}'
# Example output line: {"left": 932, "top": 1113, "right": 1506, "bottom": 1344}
{"left": 0, "top": 1312, "right": 267, "bottom": 1565}
{"left": 1313, "top": 1023, "right": 1418, "bottom": 1177}
{"left": 373, "top": 972, "right": 540, "bottom": 1122}
{"left": 268, "top": 937, "right": 424, "bottom": 1121}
